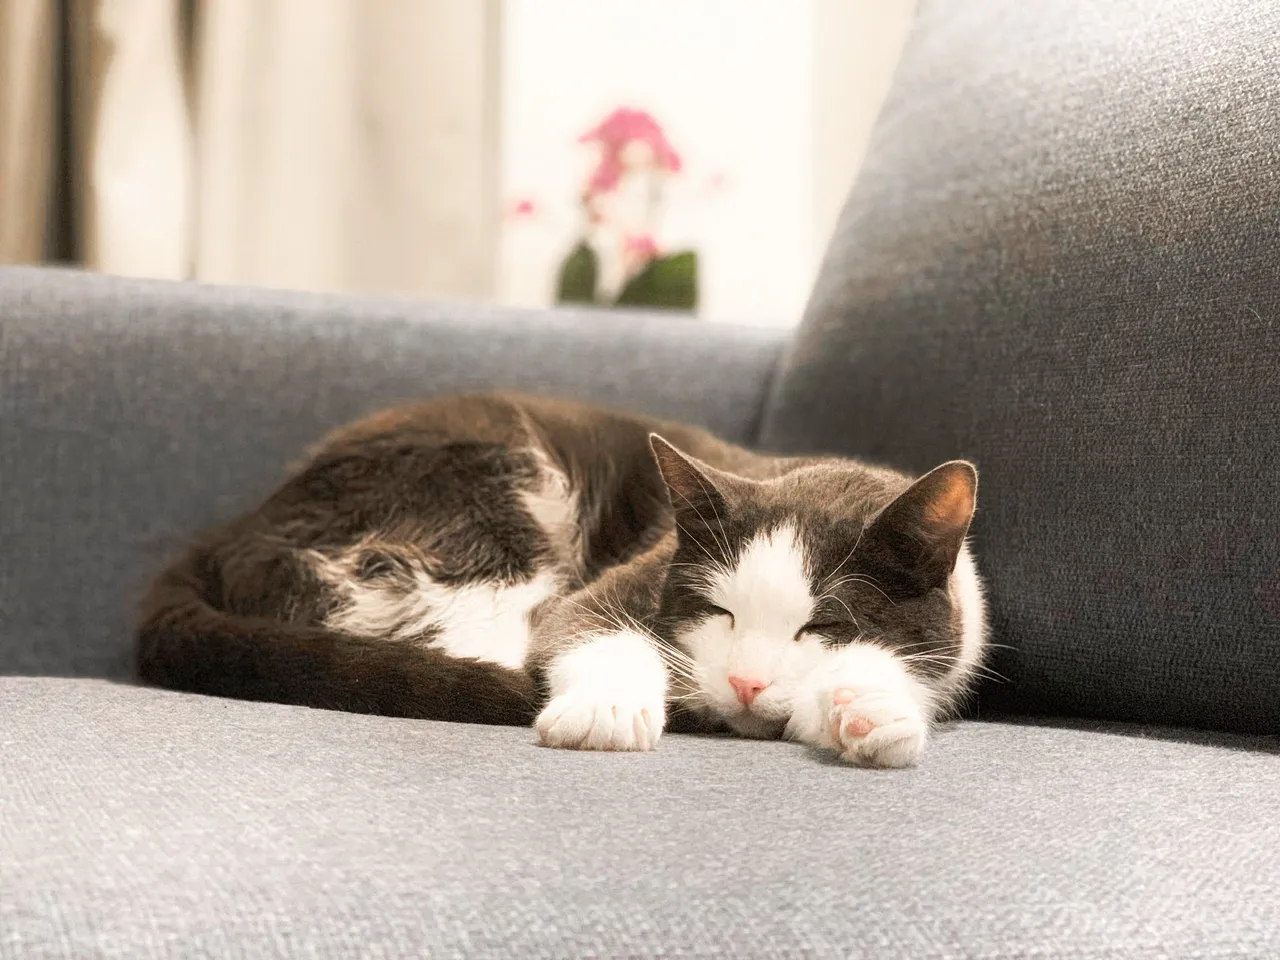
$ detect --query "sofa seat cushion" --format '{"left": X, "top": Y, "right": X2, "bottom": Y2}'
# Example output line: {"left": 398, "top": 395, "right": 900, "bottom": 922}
{"left": 2, "top": 678, "right": 1278, "bottom": 958}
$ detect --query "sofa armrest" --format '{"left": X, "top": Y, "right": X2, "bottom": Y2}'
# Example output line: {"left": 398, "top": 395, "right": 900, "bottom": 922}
{"left": 0, "top": 266, "right": 785, "bottom": 677}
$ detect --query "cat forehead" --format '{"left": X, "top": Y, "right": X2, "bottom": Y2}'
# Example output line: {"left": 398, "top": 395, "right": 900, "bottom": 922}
{"left": 737, "top": 463, "right": 907, "bottom": 524}
{"left": 722, "top": 506, "right": 872, "bottom": 576}
{"left": 706, "top": 523, "right": 815, "bottom": 626}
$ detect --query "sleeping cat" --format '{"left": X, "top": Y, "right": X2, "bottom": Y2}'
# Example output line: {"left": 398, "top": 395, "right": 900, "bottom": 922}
{"left": 137, "top": 393, "right": 987, "bottom": 768}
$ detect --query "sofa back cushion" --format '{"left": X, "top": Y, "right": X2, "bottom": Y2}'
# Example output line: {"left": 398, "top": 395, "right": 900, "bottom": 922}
{"left": 761, "top": 0, "right": 1280, "bottom": 732}
{"left": 0, "top": 269, "right": 783, "bottom": 678}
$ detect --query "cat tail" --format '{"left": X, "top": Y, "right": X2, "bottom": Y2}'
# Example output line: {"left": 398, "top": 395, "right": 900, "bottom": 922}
{"left": 134, "top": 559, "right": 539, "bottom": 727}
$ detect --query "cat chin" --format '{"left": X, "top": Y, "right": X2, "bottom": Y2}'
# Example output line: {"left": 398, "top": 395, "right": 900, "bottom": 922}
{"left": 719, "top": 710, "right": 788, "bottom": 740}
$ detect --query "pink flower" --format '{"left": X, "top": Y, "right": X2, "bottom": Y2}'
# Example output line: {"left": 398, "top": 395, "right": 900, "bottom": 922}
{"left": 586, "top": 150, "right": 624, "bottom": 194}
{"left": 623, "top": 233, "right": 661, "bottom": 276}
{"left": 579, "top": 107, "right": 682, "bottom": 174}
{"left": 579, "top": 107, "right": 654, "bottom": 146}
{"left": 504, "top": 198, "right": 540, "bottom": 221}
{"left": 654, "top": 142, "right": 683, "bottom": 173}
{"left": 624, "top": 233, "right": 660, "bottom": 260}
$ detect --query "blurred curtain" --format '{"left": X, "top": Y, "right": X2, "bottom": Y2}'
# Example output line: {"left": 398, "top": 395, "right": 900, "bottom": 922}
{"left": 74, "top": 0, "right": 193, "bottom": 277}
{"left": 0, "top": 0, "right": 59, "bottom": 263}
{"left": 0, "top": 0, "right": 500, "bottom": 299}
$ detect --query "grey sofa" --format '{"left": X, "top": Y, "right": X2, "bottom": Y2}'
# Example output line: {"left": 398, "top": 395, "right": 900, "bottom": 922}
{"left": 3, "top": 2, "right": 1279, "bottom": 957}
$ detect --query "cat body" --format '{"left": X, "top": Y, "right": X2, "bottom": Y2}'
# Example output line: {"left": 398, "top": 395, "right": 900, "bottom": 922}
{"left": 138, "top": 393, "right": 987, "bottom": 767}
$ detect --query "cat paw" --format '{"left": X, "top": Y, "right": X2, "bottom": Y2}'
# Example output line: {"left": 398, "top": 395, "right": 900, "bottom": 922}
{"left": 826, "top": 685, "right": 927, "bottom": 769}
{"left": 536, "top": 694, "right": 665, "bottom": 751}
{"left": 536, "top": 631, "right": 668, "bottom": 751}
{"left": 787, "top": 644, "right": 932, "bottom": 768}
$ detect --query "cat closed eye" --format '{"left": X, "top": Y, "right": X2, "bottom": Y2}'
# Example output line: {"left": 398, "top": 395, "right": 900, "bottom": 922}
{"left": 795, "top": 622, "right": 845, "bottom": 641}
{"left": 706, "top": 605, "right": 735, "bottom": 628}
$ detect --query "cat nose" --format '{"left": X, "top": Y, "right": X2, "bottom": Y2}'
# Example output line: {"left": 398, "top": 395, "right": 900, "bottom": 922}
{"left": 728, "top": 675, "right": 769, "bottom": 707}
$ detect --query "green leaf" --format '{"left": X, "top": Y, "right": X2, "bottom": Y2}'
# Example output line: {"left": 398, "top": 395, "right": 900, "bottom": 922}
{"left": 614, "top": 251, "right": 698, "bottom": 311}
{"left": 555, "top": 241, "right": 599, "bottom": 305}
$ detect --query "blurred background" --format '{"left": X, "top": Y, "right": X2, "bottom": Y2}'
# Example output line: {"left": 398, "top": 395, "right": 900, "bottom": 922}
{"left": 0, "top": 0, "right": 914, "bottom": 327}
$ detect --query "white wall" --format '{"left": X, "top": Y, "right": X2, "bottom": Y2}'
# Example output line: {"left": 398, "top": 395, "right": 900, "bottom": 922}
{"left": 813, "top": 0, "right": 917, "bottom": 260}
{"left": 498, "top": 0, "right": 915, "bottom": 327}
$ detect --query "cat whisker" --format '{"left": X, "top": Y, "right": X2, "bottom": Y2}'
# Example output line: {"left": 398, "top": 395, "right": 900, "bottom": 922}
{"left": 670, "top": 483, "right": 733, "bottom": 569}
{"left": 895, "top": 651, "right": 1008, "bottom": 684}
{"left": 655, "top": 656, "right": 704, "bottom": 686}
{"left": 699, "top": 482, "right": 734, "bottom": 572}
{"left": 672, "top": 517, "right": 722, "bottom": 567}
{"left": 818, "top": 523, "right": 866, "bottom": 594}
{"left": 665, "top": 693, "right": 708, "bottom": 706}
{"left": 549, "top": 592, "right": 636, "bottom": 641}
{"left": 816, "top": 591, "right": 858, "bottom": 627}
{"left": 550, "top": 587, "right": 707, "bottom": 688}
{"left": 822, "top": 572, "right": 893, "bottom": 604}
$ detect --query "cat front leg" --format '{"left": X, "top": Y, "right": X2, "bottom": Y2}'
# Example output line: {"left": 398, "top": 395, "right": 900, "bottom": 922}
{"left": 785, "top": 643, "right": 933, "bottom": 768}
{"left": 535, "top": 630, "right": 669, "bottom": 751}
{"left": 530, "top": 533, "right": 675, "bottom": 752}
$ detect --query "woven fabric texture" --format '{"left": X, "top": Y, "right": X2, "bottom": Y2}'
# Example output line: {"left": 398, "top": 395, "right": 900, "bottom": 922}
{"left": 3, "top": 679, "right": 1278, "bottom": 960}
{"left": 762, "top": 0, "right": 1280, "bottom": 732}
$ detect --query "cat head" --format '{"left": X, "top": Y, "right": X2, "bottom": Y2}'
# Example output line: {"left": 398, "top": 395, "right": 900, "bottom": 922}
{"left": 650, "top": 435, "right": 978, "bottom": 738}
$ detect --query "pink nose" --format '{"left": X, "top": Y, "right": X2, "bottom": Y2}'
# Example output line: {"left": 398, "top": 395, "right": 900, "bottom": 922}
{"left": 728, "top": 675, "right": 768, "bottom": 707}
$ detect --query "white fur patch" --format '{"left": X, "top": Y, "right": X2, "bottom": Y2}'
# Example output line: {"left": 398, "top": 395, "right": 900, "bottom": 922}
{"left": 939, "top": 543, "right": 988, "bottom": 706}
{"left": 712, "top": 522, "right": 815, "bottom": 639}
{"left": 680, "top": 523, "right": 822, "bottom": 735}
{"left": 312, "top": 553, "right": 557, "bottom": 670}
{"left": 536, "top": 630, "right": 668, "bottom": 751}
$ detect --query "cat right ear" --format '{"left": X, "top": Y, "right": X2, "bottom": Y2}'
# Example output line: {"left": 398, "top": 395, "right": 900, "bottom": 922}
{"left": 859, "top": 460, "right": 978, "bottom": 596}
{"left": 649, "top": 435, "right": 732, "bottom": 531}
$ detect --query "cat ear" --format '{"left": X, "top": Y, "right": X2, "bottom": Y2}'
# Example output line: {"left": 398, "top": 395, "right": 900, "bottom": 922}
{"left": 860, "top": 461, "right": 978, "bottom": 596}
{"left": 649, "top": 435, "right": 733, "bottom": 533}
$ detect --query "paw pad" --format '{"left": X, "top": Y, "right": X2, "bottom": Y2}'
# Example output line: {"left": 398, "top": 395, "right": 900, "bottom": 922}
{"left": 825, "top": 686, "right": 927, "bottom": 769}
{"left": 844, "top": 716, "right": 877, "bottom": 737}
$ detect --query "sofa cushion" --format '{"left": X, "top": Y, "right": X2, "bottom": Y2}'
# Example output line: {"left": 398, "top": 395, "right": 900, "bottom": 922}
{"left": 761, "top": 0, "right": 1280, "bottom": 732}
{"left": 3, "top": 678, "right": 1278, "bottom": 958}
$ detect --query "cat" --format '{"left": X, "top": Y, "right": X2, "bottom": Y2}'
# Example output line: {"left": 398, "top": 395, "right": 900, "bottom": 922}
{"left": 136, "top": 392, "right": 987, "bottom": 768}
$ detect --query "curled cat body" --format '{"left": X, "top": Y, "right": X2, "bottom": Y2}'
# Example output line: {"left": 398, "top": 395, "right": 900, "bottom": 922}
{"left": 137, "top": 393, "right": 987, "bottom": 768}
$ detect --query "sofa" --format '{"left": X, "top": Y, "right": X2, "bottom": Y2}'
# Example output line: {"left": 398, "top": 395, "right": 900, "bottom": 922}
{"left": 3, "top": 2, "right": 1278, "bottom": 957}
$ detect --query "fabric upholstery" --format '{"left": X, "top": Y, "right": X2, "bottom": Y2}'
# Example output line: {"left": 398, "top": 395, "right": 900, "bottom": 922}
{"left": 6, "top": 6, "right": 1280, "bottom": 957}
{"left": 2, "top": 678, "right": 1277, "bottom": 960}
{"left": 761, "top": 1, "right": 1280, "bottom": 733}
{"left": 0, "top": 266, "right": 785, "bottom": 679}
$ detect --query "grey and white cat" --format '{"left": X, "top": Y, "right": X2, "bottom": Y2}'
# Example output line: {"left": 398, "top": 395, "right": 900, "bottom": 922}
{"left": 138, "top": 393, "right": 987, "bottom": 767}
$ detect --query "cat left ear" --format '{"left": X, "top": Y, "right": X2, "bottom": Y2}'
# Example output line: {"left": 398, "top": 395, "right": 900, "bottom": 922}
{"left": 860, "top": 461, "right": 978, "bottom": 596}
{"left": 649, "top": 435, "right": 727, "bottom": 516}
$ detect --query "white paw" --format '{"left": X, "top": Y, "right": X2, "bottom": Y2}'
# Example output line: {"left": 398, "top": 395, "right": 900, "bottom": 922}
{"left": 536, "top": 693, "right": 665, "bottom": 751}
{"left": 785, "top": 643, "right": 932, "bottom": 768}
{"left": 825, "top": 684, "right": 927, "bottom": 768}
{"left": 536, "top": 630, "right": 668, "bottom": 752}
